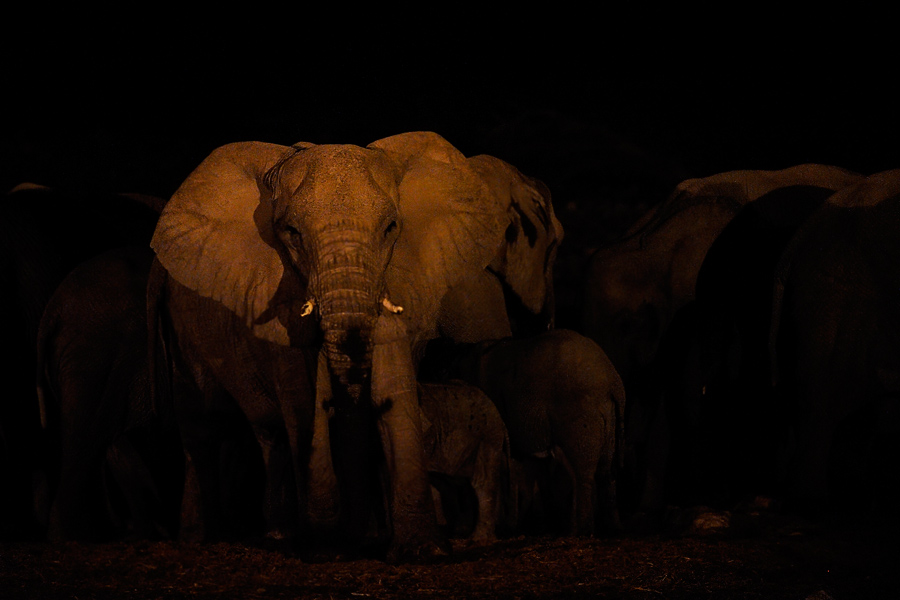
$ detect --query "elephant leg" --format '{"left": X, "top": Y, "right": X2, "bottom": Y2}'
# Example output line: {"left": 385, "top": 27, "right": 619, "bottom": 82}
{"left": 104, "top": 435, "right": 165, "bottom": 539}
{"left": 50, "top": 402, "right": 119, "bottom": 539}
{"left": 49, "top": 438, "right": 109, "bottom": 541}
{"left": 430, "top": 480, "right": 448, "bottom": 529}
{"left": 252, "top": 422, "right": 299, "bottom": 542}
{"left": 306, "top": 351, "right": 339, "bottom": 529}
{"left": 372, "top": 315, "right": 447, "bottom": 560}
{"left": 555, "top": 416, "right": 602, "bottom": 536}
{"left": 171, "top": 367, "right": 225, "bottom": 543}
{"left": 246, "top": 347, "right": 323, "bottom": 547}
{"left": 637, "top": 399, "right": 671, "bottom": 516}
{"left": 594, "top": 437, "right": 622, "bottom": 533}
{"left": 468, "top": 442, "right": 502, "bottom": 543}
{"left": 502, "top": 458, "right": 527, "bottom": 534}
{"left": 548, "top": 446, "right": 583, "bottom": 536}
{"left": 788, "top": 418, "right": 836, "bottom": 512}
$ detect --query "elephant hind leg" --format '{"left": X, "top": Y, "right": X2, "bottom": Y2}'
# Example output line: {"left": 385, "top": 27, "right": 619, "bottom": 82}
{"left": 468, "top": 442, "right": 504, "bottom": 543}
{"left": 49, "top": 448, "right": 111, "bottom": 541}
{"left": 551, "top": 445, "right": 598, "bottom": 537}
{"left": 594, "top": 454, "right": 622, "bottom": 533}
{"left": 49, "top": 411, "right": 120, "bottom": 541}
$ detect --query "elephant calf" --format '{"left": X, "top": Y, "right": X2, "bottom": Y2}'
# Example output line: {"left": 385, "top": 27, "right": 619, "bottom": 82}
{"left": 426, "top": 329, "right": 626, "bottom": 535}
{"left": 417, "top": 381, "right": 509, "bottom": 542}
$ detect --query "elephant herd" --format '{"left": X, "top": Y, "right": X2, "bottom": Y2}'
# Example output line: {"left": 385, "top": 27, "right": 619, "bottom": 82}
{"left": 583, "top": 165, "right": 900, "bottom": 521}
{"left": 1, "top": 131, "right": 897, "bottom": 561}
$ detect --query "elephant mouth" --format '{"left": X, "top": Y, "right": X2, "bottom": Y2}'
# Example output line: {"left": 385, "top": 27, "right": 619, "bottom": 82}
{"left": 324, "top": 327, "right": 372, "bottom": 380}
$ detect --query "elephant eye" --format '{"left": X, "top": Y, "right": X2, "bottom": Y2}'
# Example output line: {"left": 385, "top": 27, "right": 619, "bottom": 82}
{"left": 284, "top": 224, "right": 302, "bottom": 244}
{"left": 384, "top": 220, "right": 398, "bottom": 238}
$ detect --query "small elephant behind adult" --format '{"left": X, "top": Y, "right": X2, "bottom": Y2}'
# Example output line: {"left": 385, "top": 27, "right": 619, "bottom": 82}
{"left": 417, "top": 381, "right": 509, "bottom": 543}
{"left": 428, "top": 329, "right": 626, "bottom": 536}
{"left": 36, "top": 246, "right": 184, "bottom": 541}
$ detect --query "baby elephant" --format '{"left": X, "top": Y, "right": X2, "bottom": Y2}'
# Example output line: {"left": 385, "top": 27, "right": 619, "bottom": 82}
{"left": 434, "top": 329, "right": 626, "bottom": 535}
{"left": 417, "top": 380, "right": 509, "bottom": 543}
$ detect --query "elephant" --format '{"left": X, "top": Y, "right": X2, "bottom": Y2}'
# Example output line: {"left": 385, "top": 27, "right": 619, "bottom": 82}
{"left": 0, "top": 183, "right": 166, "bottom": 539}
{"left": 769, "top": 169, "right": 900, "bottom": 516}
{"left": 580, "top": 164, "right": 863, "bottom": 515}
{"left": 417, "top": 381, "right": 509, "bottom": 543}
{"left": 422, "top": 328, "right": 625, "bottom": 536}
{"left": 36, "top": 246, "right": 185, "bottom": 541}
{"left": 147, "top": 132, "right": 563, "bottom": 559}
{"left": 649, "top": 182, "right": 848, "bottom": 512}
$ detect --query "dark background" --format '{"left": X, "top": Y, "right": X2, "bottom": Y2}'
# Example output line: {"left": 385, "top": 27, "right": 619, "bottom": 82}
{"left": 3, "top": 17, "right": 897, "bottom": 321}
{"left": 2, "top": 18, "right": 898, "bottom": 598}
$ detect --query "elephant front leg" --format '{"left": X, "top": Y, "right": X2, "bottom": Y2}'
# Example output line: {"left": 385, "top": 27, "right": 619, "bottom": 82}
{"left": 372, "top": 316, "right": 448, "bottom": 561}
{"left": 301, "top": 351, "right": 340, "bottom": 530}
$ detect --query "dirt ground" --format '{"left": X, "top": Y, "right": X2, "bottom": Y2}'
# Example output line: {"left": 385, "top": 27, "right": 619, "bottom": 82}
{"left": 2, "top": 508, "right": 896, "bottom": 600}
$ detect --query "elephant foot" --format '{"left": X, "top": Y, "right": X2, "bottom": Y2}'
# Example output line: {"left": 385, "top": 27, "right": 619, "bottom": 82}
{"left": 256, "top": 529, "right": 300, "bottom": 555}
{"left": 385, "top": 533, "right": 451, "bottom": 564}
{"left": 464, "top": 533, "right": 497, "bottom": 548}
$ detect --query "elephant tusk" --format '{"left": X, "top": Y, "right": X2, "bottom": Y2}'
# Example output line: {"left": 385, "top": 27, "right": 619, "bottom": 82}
{"left": 382, "top": 297, "right": 404, "bottom": 314}
{"left": 300, "top": 299, "right": 315, "bottom": 317}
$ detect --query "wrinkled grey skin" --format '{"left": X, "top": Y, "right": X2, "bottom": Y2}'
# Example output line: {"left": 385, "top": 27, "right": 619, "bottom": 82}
{"left": 149, "top": 132, "right": 562, "bottom": 560}
{"left": 770, "top": 169, "right": 900, "bottom": 514}
{"left": 430, "top": 329, "right": 626, "bottom": 535}
{"left": 36, "top": 246, "right": 184, "bottom": 541}
{"left": 1, "top": 183, "right": 165, "bottom": 540}
{"left": 580, "top": 165, "right": 863, "bottom": 514}
{"left": 417, "top": 381, "right": 509, "bottom": 543}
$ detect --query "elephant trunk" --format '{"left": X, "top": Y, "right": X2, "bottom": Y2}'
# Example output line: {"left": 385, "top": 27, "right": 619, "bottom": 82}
{"left": 311, "top": 234, "right": 383, "bottom": 403}
{"left": 308, "top": 230, "right": 390, "bottom": 541}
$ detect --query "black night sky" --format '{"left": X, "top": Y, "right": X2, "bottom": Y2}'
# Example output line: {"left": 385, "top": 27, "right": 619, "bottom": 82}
{"left": 4, "top": 17, "right": 897, "bottom": 204}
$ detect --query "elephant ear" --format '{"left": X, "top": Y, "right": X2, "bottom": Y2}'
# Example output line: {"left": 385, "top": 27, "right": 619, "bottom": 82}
{"left": 371, "top": 132, "right": 563, "bottom": 342}
{"left": 150, "top": 141, "right": 307, "bottom": 345}
{"left": 370, "top": 132, "right": 511, "bottom": 338}
{"left": 471, "top": 154, "right": 564, "bottom": 319}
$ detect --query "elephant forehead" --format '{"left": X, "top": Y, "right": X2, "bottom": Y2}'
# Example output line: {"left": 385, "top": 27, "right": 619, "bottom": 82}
{"left": 278, "top": 145, "right": 398, "bottom": 210}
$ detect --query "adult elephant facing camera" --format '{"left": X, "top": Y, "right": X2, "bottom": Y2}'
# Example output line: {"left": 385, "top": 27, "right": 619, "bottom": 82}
{"left": 149, "top": 132, "right": 562, "bottom": 559}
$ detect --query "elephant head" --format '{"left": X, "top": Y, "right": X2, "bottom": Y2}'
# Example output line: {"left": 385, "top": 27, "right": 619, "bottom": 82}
{"left": 151, "top": 141, "right": 403, "bottom": 400}
{"left": 151, "top": 133, "right": 562, "bottom": 397}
